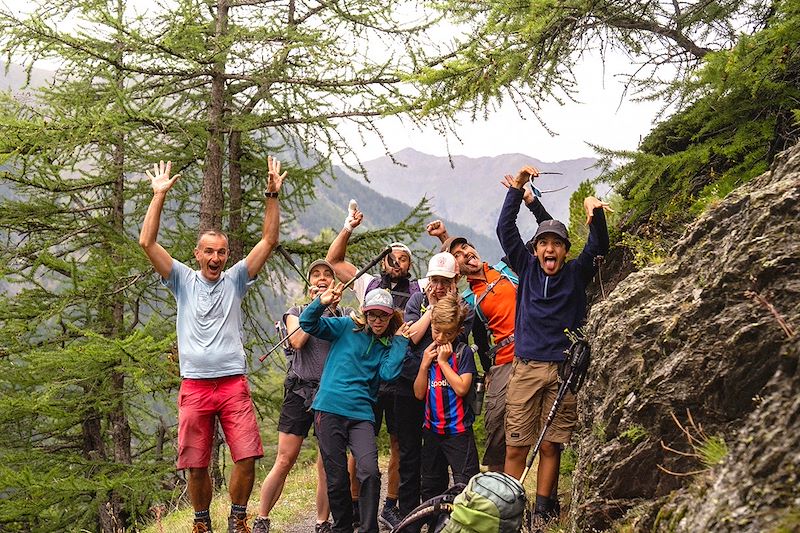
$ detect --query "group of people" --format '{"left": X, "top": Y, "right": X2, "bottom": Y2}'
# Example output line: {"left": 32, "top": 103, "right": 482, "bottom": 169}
{"left": 139, "top": 158, "right": 610, "bottom": 533}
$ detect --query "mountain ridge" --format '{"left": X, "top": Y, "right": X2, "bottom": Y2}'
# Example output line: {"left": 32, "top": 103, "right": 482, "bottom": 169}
{"left": 357, "top": 147, "right": 606, "bottom": 244}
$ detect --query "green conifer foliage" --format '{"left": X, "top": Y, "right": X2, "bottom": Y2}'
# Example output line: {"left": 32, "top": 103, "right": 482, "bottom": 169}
{"left": 0, "top": 1, "right": 444, "bottom": 530}
{"left": 567, "top": 180, "right": 597, "bottom": 257}
{"left": 598, "top": 1, "right": 800, "bottom": 233}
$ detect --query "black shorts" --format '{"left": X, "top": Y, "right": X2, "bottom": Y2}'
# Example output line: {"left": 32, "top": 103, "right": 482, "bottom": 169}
{"left": 373, "top": 389, "right": 397, "bottom": 436}
{"left": 278, "top": 389, "right": 314, "bottom": 438}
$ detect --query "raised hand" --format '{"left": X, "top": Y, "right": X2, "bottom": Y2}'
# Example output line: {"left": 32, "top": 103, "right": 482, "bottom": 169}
{"left": 395, "top": 321, "right": 413, "bottom": 338}
{"left": 344, "top": 207, "right": 363, "bottom": 232}
{"left": 319, "top": 281, "right": 344, "bottom": 306}
{"left": 145, "top": 160, "right": 180, "bottom": 195}
{"left": 584, "top": 196, "right": 614, "bottom": 224}
{"left": 501, "top": 174, "right": 534, "bottom": 204}
{"left": 426, "top": 220, "right": 448, "bottom": 239}
{"left": 513, "top": 165, "right": 539, "bottom": 189}
{"left": 267, "top": 156, "right": 287, "bottom": 194}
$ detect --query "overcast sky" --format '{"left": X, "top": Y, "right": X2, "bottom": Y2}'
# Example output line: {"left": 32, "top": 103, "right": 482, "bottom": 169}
{"left": 3, "top": 0, "right": 666, "bottom": 163}
{"left": 349, "top": 49, "right": 665, "bottom": 163}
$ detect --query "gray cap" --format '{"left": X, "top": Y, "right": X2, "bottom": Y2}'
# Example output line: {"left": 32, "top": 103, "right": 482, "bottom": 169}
{"left": 363, "top": 288, "right": 394, "bottom": 314}
{"left": 531, "top": 220, "right": 571, "bottom": 251}
{"left": 440, "top": 236, "right": 471, "bottom": 253}
{"left": 307, "top": 259, "right": 335, "bottom": 280}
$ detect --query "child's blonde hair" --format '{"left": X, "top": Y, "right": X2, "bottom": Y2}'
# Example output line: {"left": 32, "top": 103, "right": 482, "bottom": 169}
{"left": 431, "top": 293, "right": 468, "bottom": 330}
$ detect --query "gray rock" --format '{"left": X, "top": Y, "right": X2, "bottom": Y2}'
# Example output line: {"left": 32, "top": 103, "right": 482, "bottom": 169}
{"left": 569, "top": 142, "right": 800, "bottom": 532}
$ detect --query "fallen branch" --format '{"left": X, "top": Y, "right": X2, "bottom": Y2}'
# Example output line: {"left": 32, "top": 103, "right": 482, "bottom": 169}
{"left": 745, "top": 290, "right": 796, "bottom": 339}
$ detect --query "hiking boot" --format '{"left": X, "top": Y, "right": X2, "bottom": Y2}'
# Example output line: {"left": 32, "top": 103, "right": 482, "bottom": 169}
{"left": 227, "top": 513, "right": 251, "bottom": 533}
{"left": 314, "top": 521, "right": 332, "bottom": 533}
{"left": 378, "top": 505, "right": 403, "bottom": 529}
{"left": 192, "top": 519, "right": 213, "bottom": 533}
{"left": 251, "top": 517, "right": 270, "bottom": 533}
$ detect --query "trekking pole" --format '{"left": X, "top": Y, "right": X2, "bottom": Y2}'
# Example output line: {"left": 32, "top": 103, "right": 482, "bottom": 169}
{"left": 528, "top": 173, "right": 568, "bottom": 197}
{"left": 259, "top": 245, "right": 397, "bottom": 362}
{"left": 594, "top": 255, "right": 606, "bottom": 299}
{"left": 276, "top": 244, "right": 311, "bottom": 290}
{"left": 519, "top": 339, "right": 591, "bottom": 485}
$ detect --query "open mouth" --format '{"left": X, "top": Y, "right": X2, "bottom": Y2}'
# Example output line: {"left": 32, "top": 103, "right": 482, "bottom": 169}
{"left": 208, "top": 263, "right": 221, "bottom": 275}
{"left": 465, "top": 253, "right": 480, "bottom": 269}
{"left": 544, "top": 256, "right": 557, "bottom": 269}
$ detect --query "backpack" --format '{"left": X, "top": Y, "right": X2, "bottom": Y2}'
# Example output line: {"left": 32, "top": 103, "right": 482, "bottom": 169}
{"left": 439, "top": 472, "right": 527, "bottom": 533}
{"left": 461, "top": 261, "right": 518, "bottom": 362}
{"left": 393, "top": 472, "right": 527, "bottom": 533}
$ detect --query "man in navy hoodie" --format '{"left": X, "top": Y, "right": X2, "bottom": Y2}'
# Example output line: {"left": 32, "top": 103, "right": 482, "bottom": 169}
{"left": 497, "top": 165, "right": 610, "bottom": 525}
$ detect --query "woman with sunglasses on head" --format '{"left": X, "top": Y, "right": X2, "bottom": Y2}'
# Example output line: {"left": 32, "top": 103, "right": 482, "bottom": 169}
{"left": 300, "top": 283, "right": 412, "bottom": 533}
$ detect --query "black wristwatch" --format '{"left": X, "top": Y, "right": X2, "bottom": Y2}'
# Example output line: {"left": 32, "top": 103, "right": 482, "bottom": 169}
{"left": 264, "top": 191, "right": 279, "bottom": 198}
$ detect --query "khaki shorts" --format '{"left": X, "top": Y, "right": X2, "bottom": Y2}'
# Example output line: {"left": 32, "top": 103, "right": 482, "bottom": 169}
{"left": 481, "top": 362, "right": 513, "bottom": 466}
{"left": 505, "top": 358, "right": 577, "bottom": 446}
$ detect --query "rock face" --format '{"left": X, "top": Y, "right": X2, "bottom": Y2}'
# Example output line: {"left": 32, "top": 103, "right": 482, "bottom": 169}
{"left": 569, "top": 143, "right": 800, "bottom": 532}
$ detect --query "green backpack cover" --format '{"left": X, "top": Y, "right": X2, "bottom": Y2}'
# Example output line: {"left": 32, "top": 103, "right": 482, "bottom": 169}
{"left": 439, "top": 472, "right": 527, "bottom": 533}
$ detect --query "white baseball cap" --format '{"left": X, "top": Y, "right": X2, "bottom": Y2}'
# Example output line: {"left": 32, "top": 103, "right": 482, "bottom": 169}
{"left": 389, "top": 242, "right": 413, "bottom": 261}
{"left": 425, "top": 252, "right": 457, "bottom": 279}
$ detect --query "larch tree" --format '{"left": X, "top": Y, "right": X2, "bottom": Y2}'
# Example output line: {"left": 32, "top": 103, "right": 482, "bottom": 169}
{"left": 0, "top": 0, "right": 453, "bottom": 530}
{"left": 415, "top": 0, "right": 774, "bottom": 115}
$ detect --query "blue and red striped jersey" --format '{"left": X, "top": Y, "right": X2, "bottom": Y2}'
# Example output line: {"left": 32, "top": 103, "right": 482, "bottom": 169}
{"left": 424, "top": 345, "right": 477, "bottom": 435}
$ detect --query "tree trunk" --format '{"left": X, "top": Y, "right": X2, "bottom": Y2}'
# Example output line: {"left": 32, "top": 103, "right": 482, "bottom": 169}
{"left": 228, "top": 130, "right": 244, "bottom": 263}
{"left": 200, "top": 0, "right": 230, "bottom": 232}
{"left": 99, "top": 40, "right": 132, "bottom": 530}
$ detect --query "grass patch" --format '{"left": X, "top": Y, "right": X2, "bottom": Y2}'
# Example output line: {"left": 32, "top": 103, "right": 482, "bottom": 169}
{"left": 619, "top": 424, "right": 648, "bottom": 444}
{"left": 140, "top": 453, "right": 323, "bottom": 533}
{"left": 658, "top": 410, "right": 728, "bottom": 477}
{"left": 592, "top": 423, "right": 607, "bottom": 443}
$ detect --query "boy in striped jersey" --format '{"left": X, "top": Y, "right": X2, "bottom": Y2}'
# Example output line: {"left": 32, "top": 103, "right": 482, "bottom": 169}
{"left": 413, "top": 293, "right": 480, "bottom": 505}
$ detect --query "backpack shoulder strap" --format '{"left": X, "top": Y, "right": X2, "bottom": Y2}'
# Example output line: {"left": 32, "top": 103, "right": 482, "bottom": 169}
{"left": 409, "top": 279, "right": 421, "bottom": 295}
{"left": 492, "top": 260, "right": 519, "bottom": 285}
{"left": 365, "top": 276, "right": 381, "bottom": 295}
{"left": 460, "top": 286, "right": 476, "bottom": 307}
{"left": 454, "top": 341, "right": 468, "bottom": 367}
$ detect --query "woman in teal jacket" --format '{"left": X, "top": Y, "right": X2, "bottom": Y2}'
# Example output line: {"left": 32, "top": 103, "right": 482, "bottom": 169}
{"left": 300, "top": 283, "right": 411, "bottom": 533}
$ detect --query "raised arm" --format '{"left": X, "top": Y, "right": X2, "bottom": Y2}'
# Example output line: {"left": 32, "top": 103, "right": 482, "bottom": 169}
{"left": 325, "top": 206, "right": 362, "bottom": 283}
{"left": 139, "top": 161, "right": 180, "bottom": 279}
{"left": 497, "top": 166, "right": 539, "bottom": 274}
{"left": 245, "top": 156, "right": 286, "bottom": 279}
{"left": 299, "top": 282, "right": 346, "bottom": 342}
{"left": 501, "top": 174, "right": 552, "bottom": 224}
{"left": 425, "top": 220, "right": 450, "bottom": 244}
{"left": 575, "top": 197, "right": 612, "bottom": 281}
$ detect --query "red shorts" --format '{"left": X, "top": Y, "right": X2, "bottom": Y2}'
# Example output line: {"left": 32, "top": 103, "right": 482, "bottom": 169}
{"left": 177, "top": 375, "right": 263, "bottom": 469}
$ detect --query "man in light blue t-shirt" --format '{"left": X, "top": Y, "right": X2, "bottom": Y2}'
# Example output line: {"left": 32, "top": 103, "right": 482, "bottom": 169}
{"left": 139, "top": 158, "right": 286, "bottom": 533}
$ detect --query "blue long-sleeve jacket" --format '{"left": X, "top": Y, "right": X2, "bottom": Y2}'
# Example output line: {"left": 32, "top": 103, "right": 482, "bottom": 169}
{"left": 496, "top": 187, "right": 609, "bottom": 361}
{"left": 300, "top": 297, "right": 409, "bottom": 422}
